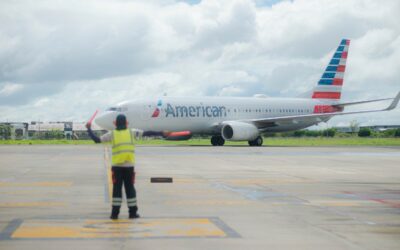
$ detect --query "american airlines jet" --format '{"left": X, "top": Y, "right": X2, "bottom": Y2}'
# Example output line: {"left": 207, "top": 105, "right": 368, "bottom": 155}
{"left": 95, "top": 39, "right": 399, "bottom": 146}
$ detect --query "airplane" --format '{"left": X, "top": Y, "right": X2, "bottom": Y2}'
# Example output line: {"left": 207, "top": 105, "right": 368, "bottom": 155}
{"left": 94, "top": 39, "right": 400, "bottom": 146}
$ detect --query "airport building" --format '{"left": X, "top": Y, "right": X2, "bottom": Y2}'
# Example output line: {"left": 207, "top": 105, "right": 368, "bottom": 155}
{"left": 0, "top": 122, "right": 106, "bottom": 140}
{"left": 0, "top": 122, "right": 29, "bottom": 140}
{"left": 362, "top": 125, "right": 400, "bottom": 132}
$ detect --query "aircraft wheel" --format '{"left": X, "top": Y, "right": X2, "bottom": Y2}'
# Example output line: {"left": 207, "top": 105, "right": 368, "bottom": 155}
{"left": 217, "top": 136, "right": 225, "bottom": 146}
{"left": 211, "top": 136, "right": 219, "bottom": 146}
{"left": 255, "top": 136, "right": 263, "bottom": 146}
{"left": 211, "top": 135, "right": 225, "bottom": 146}
{"left": 248, "top": 136, "right": 263, "bottom": 147}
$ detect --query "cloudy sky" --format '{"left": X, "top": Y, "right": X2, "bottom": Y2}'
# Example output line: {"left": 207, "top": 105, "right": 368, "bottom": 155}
{"left": 0, "top": 0, "right": 399, "bottom": 127}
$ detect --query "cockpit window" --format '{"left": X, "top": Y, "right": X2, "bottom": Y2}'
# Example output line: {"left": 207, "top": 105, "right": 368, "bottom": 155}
{"left": 107, "top": 107, "right": 128, "bottom": 112}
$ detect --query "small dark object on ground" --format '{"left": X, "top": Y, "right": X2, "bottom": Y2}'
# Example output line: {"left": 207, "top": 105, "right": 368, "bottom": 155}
{"left": 151, "top": 177, "right": 173, "bottom": 183}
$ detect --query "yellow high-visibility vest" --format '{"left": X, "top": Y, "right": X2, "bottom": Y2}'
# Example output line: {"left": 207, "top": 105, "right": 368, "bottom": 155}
{"left": 111, "top": 129, "right": 135, "bottom": 165}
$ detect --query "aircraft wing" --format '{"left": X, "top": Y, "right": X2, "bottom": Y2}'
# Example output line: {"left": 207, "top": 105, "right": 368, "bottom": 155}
{"left": 333, "top": 97, "right": 394, "bottom": 107}
{"left": 245, "top": 91, "right": 400, "bottom": 129}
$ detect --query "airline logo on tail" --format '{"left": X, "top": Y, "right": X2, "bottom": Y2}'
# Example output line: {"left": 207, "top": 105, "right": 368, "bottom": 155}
{"left": 312, "top": 39, "right": 350, "bottom": 100}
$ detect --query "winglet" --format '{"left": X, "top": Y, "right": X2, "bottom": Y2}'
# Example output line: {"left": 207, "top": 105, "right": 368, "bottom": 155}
{"left": 385, "top": 91, "right": 400, "bottom": 111}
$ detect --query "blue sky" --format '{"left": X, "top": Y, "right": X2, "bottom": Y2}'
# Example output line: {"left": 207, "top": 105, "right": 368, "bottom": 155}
{"left": 0, "top": 0, "right": 399, "bottom": 126}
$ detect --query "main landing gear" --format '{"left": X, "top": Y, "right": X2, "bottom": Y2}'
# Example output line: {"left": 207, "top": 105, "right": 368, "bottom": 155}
{"left": 210, "top": 135, "right": 263, "bottom": 146}
{"left": 211, "top": 135, "right": 225, "bottom": 146}
{"left": 248, "top": 136, "right": 263, "bottom": 147}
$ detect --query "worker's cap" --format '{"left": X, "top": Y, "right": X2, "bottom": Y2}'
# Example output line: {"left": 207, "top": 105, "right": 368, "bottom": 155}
{"left": 115, "top": 114, "right": 127, "bottom": 127}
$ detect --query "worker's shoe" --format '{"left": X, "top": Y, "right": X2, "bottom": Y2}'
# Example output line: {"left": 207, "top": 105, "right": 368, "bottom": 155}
{"left": 129, "top": 213, "right": 140, "bottom": 219}
{"left": 128, "top": 206, "right": 139, "bottom": 219}
{"left": 110, "top": 206, "right": 120, "bottom": 220}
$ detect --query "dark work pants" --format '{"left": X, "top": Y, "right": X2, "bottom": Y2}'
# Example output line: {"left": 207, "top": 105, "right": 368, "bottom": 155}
{"left": 111, "top": 166, "right": 137, "bottom": 215}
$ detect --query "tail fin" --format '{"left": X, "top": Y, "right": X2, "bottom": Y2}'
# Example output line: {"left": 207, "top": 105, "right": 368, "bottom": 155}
{"left": 312, "top": 39, "right": 350, "bottom": 101}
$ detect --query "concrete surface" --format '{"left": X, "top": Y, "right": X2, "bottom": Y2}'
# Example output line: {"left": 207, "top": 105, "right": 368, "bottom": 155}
{"left": 0, "top": 145, "right": 399, "bottom": 249}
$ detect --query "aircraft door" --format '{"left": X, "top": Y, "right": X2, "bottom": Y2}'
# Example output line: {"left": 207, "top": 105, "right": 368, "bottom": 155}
{"left": 140, "top": 104, "right": 154, "bottom": 121}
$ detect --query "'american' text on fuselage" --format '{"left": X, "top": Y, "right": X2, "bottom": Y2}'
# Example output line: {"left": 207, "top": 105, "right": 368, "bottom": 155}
{"left": 165, "top": 104, "right": 227, "bottom": 118}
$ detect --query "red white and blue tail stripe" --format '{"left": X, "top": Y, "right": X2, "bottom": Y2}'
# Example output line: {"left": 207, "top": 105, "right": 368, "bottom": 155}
{"left": 312, "top": 39, "right": 350, "bottom": 100}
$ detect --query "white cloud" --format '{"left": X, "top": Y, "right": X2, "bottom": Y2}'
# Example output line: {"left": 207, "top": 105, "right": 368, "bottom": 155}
{"left": 33, "top": 97, "right": 50, "bottom": 107}
{"left": 0, "top": 0, "right": 399, "bottom": 125}
{"left": 0, "top": 83, "right": 24, "bottom": 96}
{"left": 219, "top": 86, "right": 245, "bottom": 96}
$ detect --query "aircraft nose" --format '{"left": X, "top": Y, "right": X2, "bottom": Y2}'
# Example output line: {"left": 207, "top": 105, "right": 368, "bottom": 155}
{"left": 94, "top": 112, "right": 115, "bottom": 130}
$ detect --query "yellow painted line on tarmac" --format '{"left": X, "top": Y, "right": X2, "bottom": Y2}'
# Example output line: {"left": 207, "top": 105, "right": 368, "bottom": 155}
{"left": 227, "top": 179, "right": 312, "bottom": 185}
{"left": 11, "top": 218, "right": 229, "bottom": 239}
{"left": 173, "top": 178, "right": 208, "bottom": 184}
{"left": 0, "top": 202, "right": 66, "bottom": 208}
{"left": 108, "top": 167, "right": 113, "bottom": 200}
{"left": 104, "top": 147, "right": 113, "bottom": 201}
{"left": 167, "top": 228, "right": 225, "bottom": 237}
{"left": 159, "top": 189, "right": 219, "bottom": 194}
{"left": 0, "top": 190, "right": 37, "bottom": 195}
{"left": 0, "top": 182, "right": 72, "bottom": 187}
{"left": 166, "top": 200, "right": 252, "bottom": 206}
{"left": 307, "top": 200, "right": 371, "bottom": 207}
{"left": 0, "top": 191, "right": 65, "bottom": 197}
{"left": 371, "top": 227, "right": 400, "bottom": 234}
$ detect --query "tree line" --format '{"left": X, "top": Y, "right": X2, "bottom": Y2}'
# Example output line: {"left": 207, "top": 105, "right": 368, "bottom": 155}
{"left": 265, "top": 128, "right": 400, "bottom": 138}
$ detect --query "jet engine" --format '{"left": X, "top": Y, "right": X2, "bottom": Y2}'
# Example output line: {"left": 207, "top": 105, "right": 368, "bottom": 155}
{"left": 221, "top": 121, "right": 259, "bottom": 141}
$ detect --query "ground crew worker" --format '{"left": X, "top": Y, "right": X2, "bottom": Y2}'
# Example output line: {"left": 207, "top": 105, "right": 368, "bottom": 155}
{"left": 86, "top": 114, "right": 167, "bottom": 220}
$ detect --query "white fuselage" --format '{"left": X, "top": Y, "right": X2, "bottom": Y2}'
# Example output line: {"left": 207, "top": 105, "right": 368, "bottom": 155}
{"left": 95, "top": 96, "right": 331, "bottom": 133}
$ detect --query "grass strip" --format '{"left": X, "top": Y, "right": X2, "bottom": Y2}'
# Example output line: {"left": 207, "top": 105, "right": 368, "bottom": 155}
{"left": 1, "top": 137, "right": 399, "bottom": 146}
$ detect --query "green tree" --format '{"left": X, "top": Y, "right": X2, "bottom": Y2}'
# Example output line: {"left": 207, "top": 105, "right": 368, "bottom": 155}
{"left": 47, "top": 129, "right": 64, "bottom": 139}
{"left": 264, "top": 132, "right": 277, "bottom": 137}
{"left": 0, "top": 124, "right": 12, "bottom": 140}
{"left": 358, "top": 128, "right": 372, "bottom": 137}
{"left": 395, "top": 128, "right": 400, "bottom": 137}
{"left": 305, "top": 130, "right": 321, "bottom": 137}
{"left": 322, "top": 128, "right": 336, "bottom": 137}
{"left": 293, "top": 130, "right": 306, "bottom": 137}
{"left": 381, "top": 129, "right": 396, "bottom": 138}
